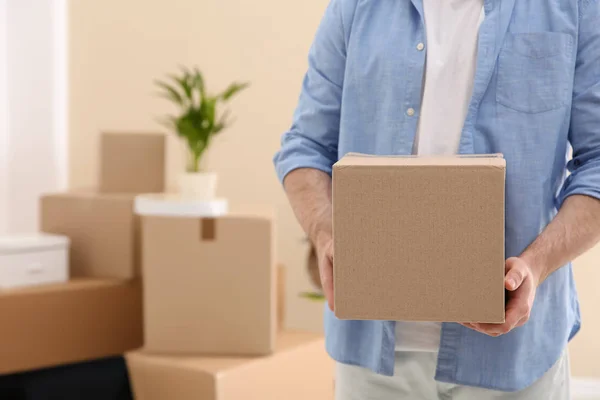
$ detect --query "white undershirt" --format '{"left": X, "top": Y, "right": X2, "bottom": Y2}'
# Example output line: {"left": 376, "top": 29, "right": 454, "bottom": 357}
{"left": 396, "top": 0, "right": 484, "bottom": 352}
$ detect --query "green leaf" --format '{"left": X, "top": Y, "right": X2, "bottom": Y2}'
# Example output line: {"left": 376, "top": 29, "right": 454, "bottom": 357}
{"left": 219, "top": 81, "right": 250, "bottom": 101}
{"left": 155, "top": 67, "right": 249, "bottom": 169}
{"left": 154, "top": 80, "right": 183, "bottom": 105}
{"left": 200, "top": 97, "right": 217, "bottom": 130}
{"left": 213, "top": 109, "right": 231, "bottom": 134}
{"left": 299, "top": 292, "right": 326, "bottom": 302}
{"left": 193, "top": 67, "right": 206, "bottom": 100}
{"left": 167, "top": 73, "right": 193, "bottom": 101}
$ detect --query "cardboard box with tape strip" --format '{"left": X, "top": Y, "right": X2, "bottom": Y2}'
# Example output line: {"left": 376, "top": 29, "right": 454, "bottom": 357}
{"left": 140, "top": 211, "right": 276, "bottom": 356}
{"left": 333, "top": 154, "right": 506, "bottom": 322}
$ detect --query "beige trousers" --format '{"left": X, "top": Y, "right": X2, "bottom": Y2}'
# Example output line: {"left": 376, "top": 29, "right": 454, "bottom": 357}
{"left": 335, "top": 350, "right": 570, "bottom": 400}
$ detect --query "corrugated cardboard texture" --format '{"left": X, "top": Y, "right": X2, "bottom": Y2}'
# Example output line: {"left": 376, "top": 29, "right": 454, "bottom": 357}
{"left": 40, "top": 192, "right": 140, "bottom": 279}
{"left": 142, "top": 214, "right": 276, "bottom": 355}
{"left": 333, "top": 155, "right": 506, "bottom": 322}
{"left": 0, "top": 278, "right": 143, "bottom": 374}
{"left": 99, "top": 132, "right": 165, "bottom": 194}
{"left": 126, "top": 331, "right": 334, "bottom": 400}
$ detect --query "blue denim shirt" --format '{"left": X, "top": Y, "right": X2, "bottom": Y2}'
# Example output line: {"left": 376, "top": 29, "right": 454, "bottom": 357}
{"left": 273, "top": 0, "right": 600, "bottom": 392}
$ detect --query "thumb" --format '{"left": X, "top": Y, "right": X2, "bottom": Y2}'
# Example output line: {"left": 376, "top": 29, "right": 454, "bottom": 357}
{"left": 505, "top": 257, "right": 526, "bottom": 291}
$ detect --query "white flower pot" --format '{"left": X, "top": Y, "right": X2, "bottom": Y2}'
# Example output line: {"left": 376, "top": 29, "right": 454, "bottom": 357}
{"left": 178, "top": 172, "right": 218, "bottom": 200}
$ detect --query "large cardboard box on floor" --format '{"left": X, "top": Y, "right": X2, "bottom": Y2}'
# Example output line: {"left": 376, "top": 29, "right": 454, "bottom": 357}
{"left": 333, "top": 154, "right": 506, "bottom": 322}
{"left": 0, "top": 279, "right": 142, "bottom": 374}
{"left": 126, "top": 331, "right": 334, "bottom": 400}
{"left": 141, "top": 212, "right": 276, "bottom": 356}
{"left": 99, "top": 132, "right": 166, "bottom": 194}
{"left": 40, "top": 192, "right": 139, "bottom": 279}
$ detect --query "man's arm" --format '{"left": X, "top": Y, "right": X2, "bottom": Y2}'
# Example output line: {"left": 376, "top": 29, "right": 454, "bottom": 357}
{"left": 468, "top": 195, "right": 600, "bottom": 336}
{"left": 469, "top": 0, "right": 600, "bottom": 336}
{"left": 284, "top": 168, "right": 334, "bottom": 309}
{"left": 519, "top": 195, "right": 600, "bottom": 285}
{"left": 274, "top": 0, "right": 353, "bottom": 309}
{"left": 283, "top": 168, "right": 332, "bottom": 249}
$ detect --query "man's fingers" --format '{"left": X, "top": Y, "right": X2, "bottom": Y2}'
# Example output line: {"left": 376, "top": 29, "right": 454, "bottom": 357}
{"left": 461, "top": 323, "right": 483, "bottom": 333}
{"left": 505, "top": 257, "right": 526, "bottom": 291}
{"left": 471, "top": 292, "right": 530, "bottom": 336}
{"left": 463, "top": 258, "right": 535, "bottom": 336}
{"left": 472, "top": 321, "right": 512, "bottom": 336}
{"left": 507, "top": 295, "right": 532, "bottom": 328}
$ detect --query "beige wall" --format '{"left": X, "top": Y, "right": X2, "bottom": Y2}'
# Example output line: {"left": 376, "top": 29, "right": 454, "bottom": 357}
{"left": 69, "top": 0, "right": 600, "bottom": 376}
{"left": 570, "top": 245, "right": 600, "bottom": 378}
{"left": 68, "top": 0, "right": 329, "bottom": 332}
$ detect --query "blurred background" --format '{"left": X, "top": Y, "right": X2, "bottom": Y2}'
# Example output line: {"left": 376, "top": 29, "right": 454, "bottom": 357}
{"left": 1, "top": 0, "right": 325, "bottom": 331}
{"left": 0, "top": 0, "right": 599, "bottom": 399}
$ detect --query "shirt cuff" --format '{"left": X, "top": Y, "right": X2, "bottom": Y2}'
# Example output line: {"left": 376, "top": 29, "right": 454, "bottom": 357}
{"left": 556, "top": 159, "right": 600, "bottom": 208}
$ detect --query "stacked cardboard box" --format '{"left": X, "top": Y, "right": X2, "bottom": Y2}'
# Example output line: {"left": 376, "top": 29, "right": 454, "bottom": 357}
{"left": 0, "top": 133, "right": 165, "bottom": 375}
{"left": 99, "top": 132, "right": 166, "bottom": 194}
{"left": 2, "top": 131, "right": 332, "bottom": 397}
{"left": 40, "top": 191, "right": 140, "bottom": 279}
{"left": 128, "top": 196, "right": 333, "bottom": 399}
{"left": 0, "top": 279, "right": 142, "bottom": 374}
{"left": 140, "top": 212, "right": 276, "bottom": 356}
{"left": 126, "top": 331, "right": 334, "bottom": 400}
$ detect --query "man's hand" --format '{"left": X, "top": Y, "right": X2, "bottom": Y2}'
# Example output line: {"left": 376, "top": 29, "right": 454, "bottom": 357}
{"left": 282, "top": 168, "right": 335, "bottom": 308}
{"left": 463, "top": 257, "right": 539, "bottom": 336}
{"left": 315, "top": 235, "right": 335, "bottom": 311}
{"left": 463, "top": 195, "right": 600, "bottom": 336}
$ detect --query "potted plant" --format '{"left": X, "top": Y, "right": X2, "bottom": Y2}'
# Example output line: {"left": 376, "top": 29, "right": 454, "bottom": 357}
{"left": 155, "top": 67, "right": 249, "bottom": 199}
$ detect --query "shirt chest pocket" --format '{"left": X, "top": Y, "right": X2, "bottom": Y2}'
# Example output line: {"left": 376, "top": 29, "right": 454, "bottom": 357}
{"left": 496, "top": 32, "right": 573, "bottom": 114}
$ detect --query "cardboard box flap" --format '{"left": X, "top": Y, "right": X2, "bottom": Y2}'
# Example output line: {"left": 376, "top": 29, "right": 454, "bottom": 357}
{"left": 145, "top": 214, "right": 274, "bottom": 242}
{"left": 196, "top": 215, "right": 273, "bottom": 242}
{"left": 335, "top": 153, "right": 506, "bottom": 167}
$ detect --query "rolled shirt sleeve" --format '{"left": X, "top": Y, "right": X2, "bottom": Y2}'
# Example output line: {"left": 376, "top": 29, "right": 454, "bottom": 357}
{"left": 273, "top": 0, "right": 349, "bottom": 183}
{"left": 557, "top": 0, "right": 600, "bottom": 206}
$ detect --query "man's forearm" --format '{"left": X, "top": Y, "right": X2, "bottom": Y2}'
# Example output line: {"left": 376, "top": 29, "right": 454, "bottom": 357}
{"left": 522, "top": 194, "right": 600, "bottom": 284}
{"left": 283, "top": 168, "right": 333, "bottom": 247}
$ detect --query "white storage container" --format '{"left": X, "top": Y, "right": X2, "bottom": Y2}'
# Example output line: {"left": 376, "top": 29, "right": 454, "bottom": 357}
{"left": 134, "top": 193, "right": 228, "bottom": 217}
{"left": 0, "top": 234, "right": 70, "bottom": 290}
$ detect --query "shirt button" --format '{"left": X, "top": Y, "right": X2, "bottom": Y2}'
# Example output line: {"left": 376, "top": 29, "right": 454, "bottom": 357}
{"left": 416, "top": 43, "right": 425, "bottom": 51}
{"left": 406, "top": 108, "right": 415, "bottom": 117}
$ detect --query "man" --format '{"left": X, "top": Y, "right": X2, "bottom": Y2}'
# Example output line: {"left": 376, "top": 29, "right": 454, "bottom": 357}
{"left": 274, "top": 0, "right": 600, "bottom": 398}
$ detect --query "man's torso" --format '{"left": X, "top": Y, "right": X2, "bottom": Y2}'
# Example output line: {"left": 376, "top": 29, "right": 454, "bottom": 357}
{"left": 396, "top": 0, "right": 485, "bottom": 353}
{"left": 325, "top": 0, "right": 582, "bottom": 391}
